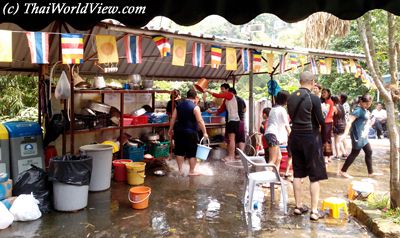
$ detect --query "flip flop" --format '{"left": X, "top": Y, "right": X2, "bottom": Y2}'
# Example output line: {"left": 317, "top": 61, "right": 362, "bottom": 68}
{"left": 293, "top": 205, "right": 309, "bottom": 215}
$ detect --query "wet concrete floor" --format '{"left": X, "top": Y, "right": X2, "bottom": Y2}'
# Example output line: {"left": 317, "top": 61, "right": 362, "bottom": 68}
{"left": 1, "top": 138, "right": 390, "bottom": 237}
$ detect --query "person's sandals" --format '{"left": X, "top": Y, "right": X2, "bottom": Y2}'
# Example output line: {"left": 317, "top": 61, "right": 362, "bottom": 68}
{"left": 310, "top": 210, "right": 324, "bottom": 221}
{"left": 293, "top": 205, "right": 309, "bottom": 215}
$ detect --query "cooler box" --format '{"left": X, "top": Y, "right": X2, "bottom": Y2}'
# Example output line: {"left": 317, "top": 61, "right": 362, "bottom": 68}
{"left": 4, "top": 122, "right": 45, "bottom": 182}
{"left": 0, "top": 124, "right": 10, "bottom": 175}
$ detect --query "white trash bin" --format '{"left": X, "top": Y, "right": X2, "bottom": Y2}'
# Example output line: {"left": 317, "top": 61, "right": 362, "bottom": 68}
{"left": 53, "top": 182, "right": 89, "bottom": 211}
{"left": 80, "top": 144, "right": 113, "bottom": 192}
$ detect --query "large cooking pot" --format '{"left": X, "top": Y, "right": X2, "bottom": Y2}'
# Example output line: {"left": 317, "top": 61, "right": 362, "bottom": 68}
{"left": 128, "top": 74, "right": 141, "bottom": 85}
{"left": 89, "top": 101, "right": 111, "bottom": 114}
{"left": 142, "top": 79, "right": 153, "bottom": 89}
{"left": 93, "top": 76, "right": 106, "bottom": 89}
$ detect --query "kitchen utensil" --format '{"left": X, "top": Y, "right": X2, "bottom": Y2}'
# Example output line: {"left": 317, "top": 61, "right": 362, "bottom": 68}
{"left": 80, "top": 108, "right": 96, "bottom": 116}
{"left": 132, "top": 108, "right": 147, "bottom": 117}
{"left": 195, "top": 78, "right": 208, "bottom": 93}
{"left": 75, "top": 81, "right": 91, "bottom": 89}
{"left": 146, "top": 133, "right": 160, "bottom": 142}
{"left": 142, "top": 80, "right": 153, "bottom": 89}
{"left": 89, "top": 101, "right": 111, "bottom": 114}
{"left": 93, "top": 76, "right": 106, "bottom": 89}
{"left": 128, "top": 74, "right": 141, "bottom": 85}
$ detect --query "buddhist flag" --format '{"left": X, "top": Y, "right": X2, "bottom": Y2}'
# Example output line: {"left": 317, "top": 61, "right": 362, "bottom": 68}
{"left": 325, "top": 58, "right": 333, "bottom": 74}
{"left": 299, "top": 55, "right": 307, "bottom": 71}
{"left": 349, "top": 59, "right": 357, "bottom": 73}
{"left": 0, "top": 30, "right": 12, "bottom": 62}
{"left": 172, "top": 39, "right": 187, "bottom": 66}
{"left": 336, "top": 59, "right": 344, "bottom": 74}
{"left": 125, "top": 35, "right": 142, "bottom": 64}
{"left": 267, "top": 53, "right": 274, "bottom": 73}
{"left": 310, "top": 57, "right": 318, "bottom": 75}
{"left": 152, "top": 36, "right": 170, "bottom": 57}
{"left": 319, "top": 58, "right": 327, "bottom": 74}
{"left": 289, "top": 54, "right": 297, "bottom": 72}
{"left": 192, "top": 42, "right": 205, "bottom": 67}
{"left": 253, "top": 50, "right": 262, "bottom": 72}
{"left": 226, "top": 48, "right": 237, "bottom": 70}
{"left": 96, "top": 35, "right": 118, "bottom": 64}
{"left": 26, "top": 32, "right": 49, "bottom": 64}
{"left": 241, "top": 49, "right": 250, "bottom": 73}
{"left": 61, "top": 33, "right": 84, "bottom": 64}
{"left": 211, "top": 45, "right": 222, "bottom": 69}
{"left": 279, "top": 54, "right": 286, "bottom": 74}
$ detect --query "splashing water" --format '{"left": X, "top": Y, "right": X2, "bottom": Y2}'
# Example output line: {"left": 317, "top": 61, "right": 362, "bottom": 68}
{"left": 165, "top": 159, "right": 214, "bottom": 176}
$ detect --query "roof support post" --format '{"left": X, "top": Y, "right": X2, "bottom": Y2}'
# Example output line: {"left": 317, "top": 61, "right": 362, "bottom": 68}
{"left": 248, "top": 52, "right": 254, "bottom": 136}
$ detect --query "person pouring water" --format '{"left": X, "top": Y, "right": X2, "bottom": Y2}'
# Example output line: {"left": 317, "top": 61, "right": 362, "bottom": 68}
{"left": 168, "top": 89, "right": 208, "bottom": 176}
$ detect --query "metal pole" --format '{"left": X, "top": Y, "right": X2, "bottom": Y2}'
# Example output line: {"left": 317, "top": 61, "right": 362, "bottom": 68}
{"left": 249, "top": 51, "right": 254, "bottom": 135}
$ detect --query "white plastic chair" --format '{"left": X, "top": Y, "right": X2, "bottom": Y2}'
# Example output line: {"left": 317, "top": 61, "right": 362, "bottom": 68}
{"left": 237, "top": 148, "right": 288, "bottom": 214}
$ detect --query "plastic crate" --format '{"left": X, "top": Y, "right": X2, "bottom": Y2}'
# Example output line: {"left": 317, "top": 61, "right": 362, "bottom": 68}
{"left": 123, "top": 145, "right": 145, "bottom": 162}
{"left": 131, "top": 115, "right": 148, "bottom": 125}
{"left": 202, "top": 116, "right": 211, "bottom": 123}
{"left": 149, "top": 141, "right": 170, "bottom": 158}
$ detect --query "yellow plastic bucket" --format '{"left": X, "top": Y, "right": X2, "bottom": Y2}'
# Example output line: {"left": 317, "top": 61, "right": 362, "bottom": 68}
{"left": 128, "top": 186, "right": 151, "bottom": 209}
{"left": 126, "top": 162, "right": 146, "bottom": 185}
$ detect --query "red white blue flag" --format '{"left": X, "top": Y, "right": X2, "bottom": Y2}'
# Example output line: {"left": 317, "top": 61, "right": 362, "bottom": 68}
{"left": 310, "top": 57, "right": 318, "bottom": 75}
{"left": 125, "top": 35, "right": 142, "bottom": 64}
{"left": 26, "top": 32, "right": 49, "bottom": 64}
{"left": 336, "top": 59, "right": 344, "bottom": 74}
{"left": 241, "top": 49, "right": 250, "bottom": 73}
{"left": 192, "top": 42, "right": 205, "bottom": 67}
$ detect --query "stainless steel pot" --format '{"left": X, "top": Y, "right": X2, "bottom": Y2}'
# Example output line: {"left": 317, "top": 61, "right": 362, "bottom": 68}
{"left": 93, "top": 76, "right": 106, "bottom": 89}
{"left": 142, "top": 79, "right": 153, "bottom": 89}
{"left": 146, "top": 133, "right": 159, "bottom": 141}
{"left": 89, "top": 101, "right": 111, "bottom": 114}
{"left": 128, "top": 74, "right": 141, "bottom": 85}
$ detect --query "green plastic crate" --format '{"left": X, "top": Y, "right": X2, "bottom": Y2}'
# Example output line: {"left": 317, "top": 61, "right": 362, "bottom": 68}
{"left": 150, "top": 141, "right": 170, "bottom": 158}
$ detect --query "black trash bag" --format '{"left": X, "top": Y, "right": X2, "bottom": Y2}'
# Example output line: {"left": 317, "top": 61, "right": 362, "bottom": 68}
{"left": 48, "top": 155, "right": 92, "bottom": 186}
{"left": 43, "top": 112, "right": 69, "bottom": 147}
{"left": 13, "top": 165, "right": 52, "bottom": 213}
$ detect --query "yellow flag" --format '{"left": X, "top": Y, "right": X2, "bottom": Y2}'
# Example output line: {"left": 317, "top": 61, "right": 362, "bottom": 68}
{"left": 0, "top": 30, "right": 12, "bottom": 62}
{"left": 349, "top": 59, "right": 357, "bottom": 73}
{"left": 267, "top": 53, "right": 274, "bottom": 73}
{"left": 96, "top": 35, "right": 119, "bottom": 64}
{"left": 325, "top": 58, "right": 333, "bottom": 74}
{"left": 226, "top": 48, "right": 237, "bottom": 70}
{"left": 172, "top": 39, "right": 186, "bottom": 66}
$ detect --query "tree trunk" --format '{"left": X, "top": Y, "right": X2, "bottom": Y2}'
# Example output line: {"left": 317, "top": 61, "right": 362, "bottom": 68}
{"left": 358, "top": 12, "right": 400, "bottom": 208}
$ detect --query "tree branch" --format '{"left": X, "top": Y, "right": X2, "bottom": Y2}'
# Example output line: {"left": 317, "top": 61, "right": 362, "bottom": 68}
{"left": 388, "top": 12, "right": 398, "bottom": 86}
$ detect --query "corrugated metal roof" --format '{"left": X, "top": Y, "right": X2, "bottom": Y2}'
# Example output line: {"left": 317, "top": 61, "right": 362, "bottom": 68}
{"left": 0, "top": 21, "right": 366, "bottom": 82}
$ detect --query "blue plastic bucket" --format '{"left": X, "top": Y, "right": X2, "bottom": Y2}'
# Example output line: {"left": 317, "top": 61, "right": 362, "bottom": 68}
{"left": 196, "top": 137, "right": 211, "bottom": 161}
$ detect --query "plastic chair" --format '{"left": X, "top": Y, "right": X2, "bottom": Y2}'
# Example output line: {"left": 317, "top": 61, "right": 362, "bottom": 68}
{"left": 237, "top": 148, "right": 288, "bottom": 214}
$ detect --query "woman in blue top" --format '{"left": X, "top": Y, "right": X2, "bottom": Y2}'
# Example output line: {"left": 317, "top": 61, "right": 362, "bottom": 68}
{"left": 339, "top": 94, "right": 375, "bottom": 178}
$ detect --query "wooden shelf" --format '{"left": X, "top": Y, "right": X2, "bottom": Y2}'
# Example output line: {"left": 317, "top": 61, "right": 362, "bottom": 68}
{"left": 74, "top": 89, "right": 171, "bottom": 94}
{"left": 67, "top": 123, "right": 169, "bottom": 134}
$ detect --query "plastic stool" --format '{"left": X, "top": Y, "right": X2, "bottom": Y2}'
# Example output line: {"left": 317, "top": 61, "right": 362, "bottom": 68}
{"left": 321, "top": 197, "right": 348, "bottom": 218}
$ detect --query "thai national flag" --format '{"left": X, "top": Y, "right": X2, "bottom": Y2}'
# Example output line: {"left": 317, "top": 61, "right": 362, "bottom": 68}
{"left": 192, "top": 42, "right": 204, "bottom": 67}
{"left": 279, "top": 54, "right": 286, "bottom": 74}
{"left": 125, "top": 35, "right": 142, "bottom": 64}
{"left": 241, "top": 49, "right": 250, "bottom": 73}
{"left": 26, "top": 32, "right": 49, "bottom": 64}
{"left": 310, "top": 57, "right": 318, "bottom": 75}
{"left": 336, "top": 59, "right": 344, "bottom": 74}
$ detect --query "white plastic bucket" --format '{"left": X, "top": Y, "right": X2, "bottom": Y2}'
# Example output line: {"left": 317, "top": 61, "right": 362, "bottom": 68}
{"left": 196, "top": 137, "right": 211, "bottom": 161}
{"left": 80, "top": 144, "right": 113, "bottom": 192}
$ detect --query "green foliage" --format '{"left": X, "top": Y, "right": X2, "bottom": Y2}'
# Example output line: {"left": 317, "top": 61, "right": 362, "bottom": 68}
{"left": 367, "top": 192, "right": 390, "bottom": 210}
{"left": 0, "top": 75, "right": 38, "bottom": 122}
{"left": 382, "top": 208, "right": 400, "bottom": 224}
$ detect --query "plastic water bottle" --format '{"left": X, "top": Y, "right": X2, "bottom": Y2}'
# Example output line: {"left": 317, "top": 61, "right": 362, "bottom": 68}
{"left": 252, "top": 186, "right": 264, "bottom": 211}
